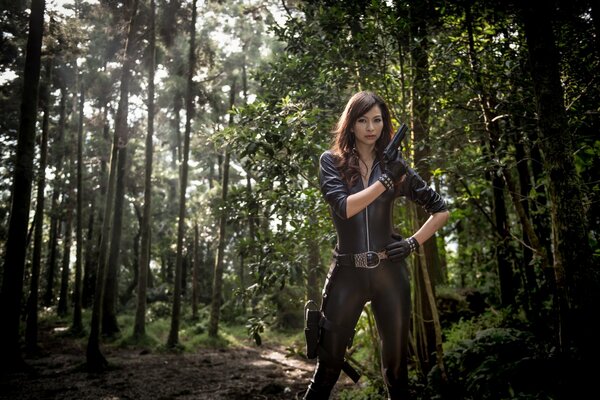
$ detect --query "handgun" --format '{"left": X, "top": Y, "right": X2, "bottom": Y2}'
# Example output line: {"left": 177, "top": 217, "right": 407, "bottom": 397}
{"left": 383, "top": 123, "right": 408, "bottom": 164}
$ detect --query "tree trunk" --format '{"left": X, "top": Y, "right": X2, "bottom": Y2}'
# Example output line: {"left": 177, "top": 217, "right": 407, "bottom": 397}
{"left": 408, "top": 0, "right": 444, "bottom": 378}
{"left": 43, "top": 186, "right": 61, "bottom": 305}
{"left": 83, "top": 104, "right": 110, "bottom": 309}
{"left": 82, "top": 193, "right": 96, "bottom": 309}
{"left": 101, "top": 0, "right": 141, "bottom": 338}
{"left": 191, "top": 223, "right": 199, "bottom": 319}
{"left": 464, "top": 2, "right": 516, "bottom": 306}
{"left": 209, "top": 78, "right": 236, "bottom": 338}
{"left": 72, "top": 82, "right": 85, "bottom": 335}
{"left": 528, "top": 127, "right": 556, "bottom": 300}
{"left": 83, "top": 100, "right": 112, "bottom": 307}
{"left": 87, "top": 0, "right": 139, "bottom": 371}
{"left": 513, "top": 132, "right": 537, "bottom": 306}
{"left": 57, "top": 193, "right": 74, "bottom": 317}
{"left": 101, "top": 143, "right": 128, "bottom": 337}
{"left": 167, "top": 0, "right": 197, "bottom": 348}
{"left": 521, "top": 0, "right": 599, "bottom": 359}
{"left": 124, "top": 209, "right": 141, "bottom": 306}
{"left": 43, "top": 86, "right": 67, "bottom": 307}
{"left": 57, "top": 68, "right": 79, "bottom": 320}
{"left": 25, "top": 56, "right": 52, "bottom": 355}
{"left": 134, "top": 4, "right": 155, "bottom": 331}
{"left": 0, "top": 0, "right": 45, "bottom": 370}
{"left": 209, "top": 149, "right": 231, "bottom": 338}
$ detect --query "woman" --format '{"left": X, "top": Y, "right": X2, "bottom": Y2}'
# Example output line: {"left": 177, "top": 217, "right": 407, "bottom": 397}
{"left": 304, "top": 91, "right": 449, "bottom": 399}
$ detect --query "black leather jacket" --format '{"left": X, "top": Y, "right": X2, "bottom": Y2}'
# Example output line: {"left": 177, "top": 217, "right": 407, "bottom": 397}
{"left": 319, "top": 150, "right": 447, "bottom": 254}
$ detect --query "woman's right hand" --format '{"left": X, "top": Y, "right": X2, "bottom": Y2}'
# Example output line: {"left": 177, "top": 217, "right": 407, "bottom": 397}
{"left": 385, "top": 154, "right": 409, "bottom": 182}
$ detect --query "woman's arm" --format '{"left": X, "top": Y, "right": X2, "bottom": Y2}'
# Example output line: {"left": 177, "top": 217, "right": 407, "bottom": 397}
{"left": 345, "top": 181, "right": 387, "bottom": 219}
{"left": 412, "top": 210, "right": 450, "bottom": 245}
{"left": 320, "top": 151, "right": 388, "bottom": 219}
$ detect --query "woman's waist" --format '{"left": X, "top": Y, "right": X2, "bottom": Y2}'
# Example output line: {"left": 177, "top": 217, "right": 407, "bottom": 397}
{"left": 335, "top": 230, "right": 394, "bottom": 254}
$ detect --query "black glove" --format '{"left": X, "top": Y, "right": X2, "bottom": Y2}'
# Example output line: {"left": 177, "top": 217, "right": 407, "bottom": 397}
{"left": 378, "top": 154, "right": 409, "bottom": 191}
{"left": 385, "top": 153, "right": 409, "bottom": 182}
{"left": 386, "top": 232, "right": 420, "bottom": 262}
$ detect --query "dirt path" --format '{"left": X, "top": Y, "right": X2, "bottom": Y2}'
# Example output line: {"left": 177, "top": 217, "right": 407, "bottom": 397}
{"left": 0, "top": 323, "right": 356, "bottom": 400}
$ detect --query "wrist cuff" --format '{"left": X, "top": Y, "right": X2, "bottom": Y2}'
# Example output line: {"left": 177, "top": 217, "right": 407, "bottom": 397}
{"left": 407, "top": 237, "right": 419, "bottom": 253}
{"left": 378, "top": 174, "right": 394, "bottom": 191}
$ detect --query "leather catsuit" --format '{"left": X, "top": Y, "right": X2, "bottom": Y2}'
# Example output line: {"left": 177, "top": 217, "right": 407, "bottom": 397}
{"left": 304, "top": 151, "right": 447, "bottom": 400}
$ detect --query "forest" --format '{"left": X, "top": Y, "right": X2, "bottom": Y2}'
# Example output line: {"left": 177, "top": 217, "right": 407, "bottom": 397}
{"left": 0, "top": 0, "right": 599, "bottom": 399}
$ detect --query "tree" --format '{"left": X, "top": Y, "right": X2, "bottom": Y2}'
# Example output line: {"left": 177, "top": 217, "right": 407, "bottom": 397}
{"left": 520, "top": 0, "right": 599, "bottom": 361}
{"left": 208, "top": 78, "right": 235, "bottom": 338}
{"left": 25, "top": 55, "right": 53, "bottom": 355}
{"left": 72, "top": 81, "right": 85, "bottom": 334}
{"left": 0, "top": 0, "right": 46, "bottom": 371}
{"left": 43, "top": 85, "right": 67, "bottom": 307}
{"left": 134, "top": 0, "right": 156, "bottom": 341}
{"left": 167, "top": 0, "right": 197, "bottom": 348}
{"left": 102, "top": 0, "right": 141, "bottom": 337}
{"left": 87, "top": 0, "right": 140, "bottom": 371}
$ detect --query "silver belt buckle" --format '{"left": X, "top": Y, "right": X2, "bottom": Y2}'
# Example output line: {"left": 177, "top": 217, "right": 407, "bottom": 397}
{"left": 355, "top": 251, "right": 380, "bottom": 268}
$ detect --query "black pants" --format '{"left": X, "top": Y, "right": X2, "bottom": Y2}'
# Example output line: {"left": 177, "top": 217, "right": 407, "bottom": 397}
{"left": 304, "top": 259, "right": 411, "bottom": 400}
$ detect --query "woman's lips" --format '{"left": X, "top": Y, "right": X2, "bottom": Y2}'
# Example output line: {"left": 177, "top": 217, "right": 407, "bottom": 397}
{"left": 365, "top": 135, "right": 376, "bottom": 139}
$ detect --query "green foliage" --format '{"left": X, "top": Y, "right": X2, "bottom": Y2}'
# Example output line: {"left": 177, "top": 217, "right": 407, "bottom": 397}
{"left": 246, "top": 315, "right": 265, "bottom": 346}
{"left": 147, "top": 300, "right": 173, "bottom": 322}
{"left": 428, "top": 327, "right": 559, "bottom": 400}
{"left": 349, "top": 306, "right": 382, "bottom": 380}
{"left": 420, "top": 306, "right": 565, "bottom": 400}
{"left": 338, "top": 381, "right": 388, "bottom": 400}
{"left": 118, "top": 330, "right": 159, "bottom": 349}
{"left": 442, "top": 307, "right": 526, "bottom": 351}
{"left": 189, "top": 332, "right": 230, "bottom": 349}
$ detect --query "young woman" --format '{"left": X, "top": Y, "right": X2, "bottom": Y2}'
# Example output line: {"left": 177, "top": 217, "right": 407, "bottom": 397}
{"left": 304, "top": 91, "right": 449, "bottom": 399}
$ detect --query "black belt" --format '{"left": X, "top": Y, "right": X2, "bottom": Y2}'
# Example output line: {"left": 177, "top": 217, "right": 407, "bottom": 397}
{"left": 334, "top": 250, "right": 388, "bottom": 268}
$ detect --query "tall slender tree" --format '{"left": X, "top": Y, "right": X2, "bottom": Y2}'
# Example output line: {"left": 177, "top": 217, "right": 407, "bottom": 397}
{"left": 209, "top": 78, "right": 235, "bottom": 338}
{"left": 25, "top": 56, "right": 53, "bottom": 355}
{"left": 57, "top": 145, "right": 74, "bottom": 317}
{"left": 86, "top": 0, "right": 140, "bottom": 371}
{"left": 408, "top": 0, "right": 445, "bottom": 377}
{"left": 102, "top": 0, "right": 141, "bottom": 337}
{"left": 0, "top": 0, "right": 46, "bottom": 371}
{"left": 168, "top": 0, "right": 197, "bottom": 348}
{"left": 191, "top": 223, "right": 199, "bottom": 319}
{"left": 134, "top": 0, "right": 156, "bottom": 340}
{"left": 43, "top": 86, "right": 67, "bottom": 307}
{"left": 72, "top": 81, "right": 85, "bottom": 334}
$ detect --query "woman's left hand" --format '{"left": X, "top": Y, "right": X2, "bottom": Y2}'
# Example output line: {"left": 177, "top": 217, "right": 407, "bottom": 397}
{"left": 386, "top": 232, "right": 420, "bottom": 261}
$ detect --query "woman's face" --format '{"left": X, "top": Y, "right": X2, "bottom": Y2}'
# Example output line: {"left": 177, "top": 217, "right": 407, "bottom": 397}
{"left": 352, "top": 105, "right": 383, "bottom": 148}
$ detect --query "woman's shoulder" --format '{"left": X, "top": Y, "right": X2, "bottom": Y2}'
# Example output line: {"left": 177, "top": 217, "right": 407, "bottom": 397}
{"left": 320, "top": 150, "right": 338, "bottom": 164}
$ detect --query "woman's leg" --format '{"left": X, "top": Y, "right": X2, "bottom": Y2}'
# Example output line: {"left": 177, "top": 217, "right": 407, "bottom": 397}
{"left": 304, "top": 264, "right": 367, "bottom": 399}
{"left": 370, "top": 260, "right": 411, "bottom": 399}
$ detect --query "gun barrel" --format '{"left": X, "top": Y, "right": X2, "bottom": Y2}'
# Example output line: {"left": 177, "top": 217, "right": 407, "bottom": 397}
{"left": 384, "top": 123, "right": 408, "bottom": 162}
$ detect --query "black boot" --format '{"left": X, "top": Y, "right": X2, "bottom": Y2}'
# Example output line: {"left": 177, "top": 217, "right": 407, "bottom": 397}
{"left": 303, "top": 386, "right": 330, "bottom": 400}
{"left": 304, "top": 363, "right": 340, "bottom": 399}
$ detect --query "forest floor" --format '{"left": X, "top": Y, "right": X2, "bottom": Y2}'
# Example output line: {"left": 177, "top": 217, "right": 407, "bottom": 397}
{"left": 0, "top": 319, "right": 357, "bottom": 400}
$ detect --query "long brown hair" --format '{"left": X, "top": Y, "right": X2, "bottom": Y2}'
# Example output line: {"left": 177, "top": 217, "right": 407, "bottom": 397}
{"left": 331, "top": 91, "right": 394, "bottom": 187}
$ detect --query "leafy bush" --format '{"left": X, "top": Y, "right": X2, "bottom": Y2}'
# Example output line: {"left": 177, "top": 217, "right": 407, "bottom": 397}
{"left": 427, "top": 327, "right": 560, "bottom": 399}
{"left": 146, "top": 301, "right": 172, "bottom": 321}
{"left": 442, "top": 307, "right": 527, "bottom": 350}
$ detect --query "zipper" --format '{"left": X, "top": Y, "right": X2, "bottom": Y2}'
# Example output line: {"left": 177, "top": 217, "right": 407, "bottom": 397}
{"left": 364, "top": 160, "right": 379, "bottom": 252}
{"left": 365, "top": 206, "right": 370, "bottom": 251}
